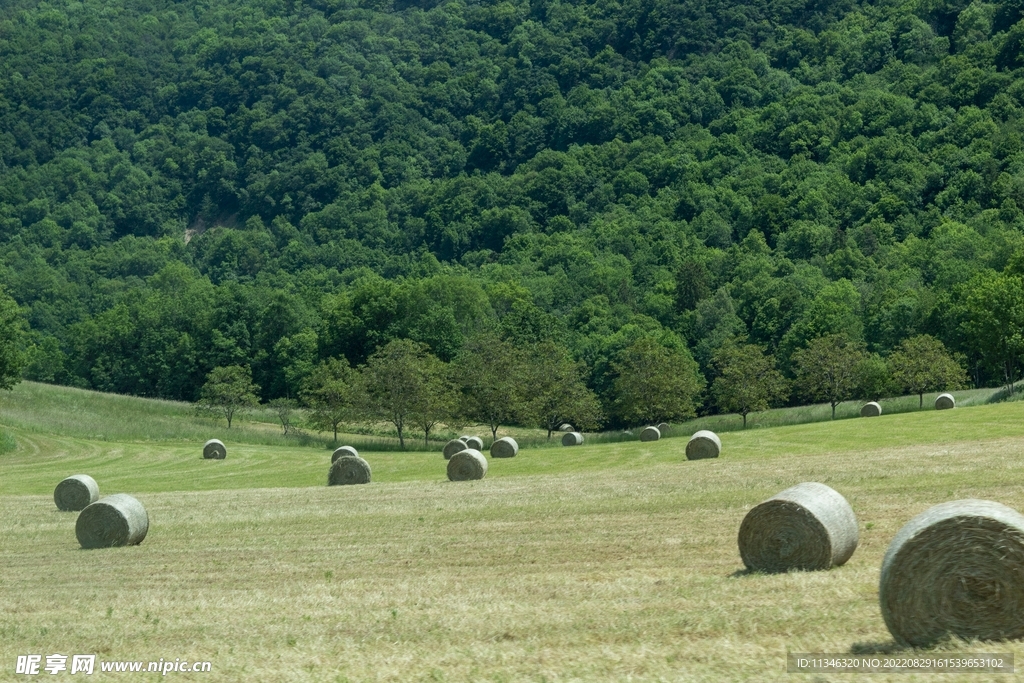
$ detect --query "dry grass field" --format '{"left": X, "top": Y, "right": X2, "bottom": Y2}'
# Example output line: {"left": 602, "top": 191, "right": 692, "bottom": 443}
{"left": 2, "top": 385, "right": 1023, "bottom": 681}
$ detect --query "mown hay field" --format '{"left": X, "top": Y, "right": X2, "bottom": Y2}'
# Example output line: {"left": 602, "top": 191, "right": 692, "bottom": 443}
{"left": 1, "top": 386, "right": 1023, "bottom": 681}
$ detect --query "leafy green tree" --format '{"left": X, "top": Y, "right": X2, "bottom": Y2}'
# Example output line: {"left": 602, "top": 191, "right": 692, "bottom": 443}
{"left": 0, "top": 290, "right": 26, "bottom": 391}
{"left": 361, "top": 339, "right": 447, "bottom": 449}
{"left": 711, "top": 344, "right": 789, "bottom": 428}
{"left": 888, "top": 335, "right": 969, "bottom": 407}
{"left": 525, "top": 341, "right": 603, "bottom": 438}
{"left": 853, "top": 353, "right": 892, "bottom": 402}
{"left": 409, "top": 353, "right": 456, "bottom": 447}
{"left": 452, "top": 333, "right": 528, "bottom": 440}
{"left": 301, "top": 358, "right": 357, "bottom": 442}
{"left": 198, "top": 365, "right": 260, "bottom": 428}
{"left": 610, "top": 337, "right": 705, "bottom": 426}
{"left": 962, "top": 273, "right": 1024, "bottom": 394}
{"left": 792, "top": 335, "right": 867, "bottom": 419}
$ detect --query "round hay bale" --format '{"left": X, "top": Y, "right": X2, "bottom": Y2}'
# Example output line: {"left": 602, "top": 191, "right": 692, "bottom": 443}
{"left": 490, "top": 436, "right": 518, "bottom": 458}
{"left": 328, "top": 455, "right": 371, "bottom": 486}
{"left": 447, "top": 449, "right": 487, "bottom": 481}
{"left": 461, "top": 435, "right": 484, "bottom": 450}
{"left": 656, "top": 422, "right": 670, "bottom": 432}
{"left": 443, "top": 438, "right": 468, "bottom": 460}
{"left": 561, "top": 431, "right": 583, "bottom": 446}
{"left": 738, "top": 482, "right": 859, "bottom": 573}
{"left": 558, "top": 423, "right": 574, "bottom": 432}
{"left": 75, "top": 494, "right": 149, "bottom": 549}
{"left": 331, "top": 445, "right": 359, "bottom": 464}
{"left": 639, "top": 426, "right": 661, "bottom": 442}
{"left": 935, "top": 393, "right": 956, "bottom": 410}
{"left": 860, "top": 401, "right": 882, "bottom": 417}
{"left": 54, "top": 474, "right": 99, "bottom": 512}
{"left": 879, "top": 499, "right": 1024, "bottom": 647}
{"left": 203, "top": 439, "right": 226, "bottom": 460}
{"left": 686, "top": 430, "right": 721, "bottom": 460}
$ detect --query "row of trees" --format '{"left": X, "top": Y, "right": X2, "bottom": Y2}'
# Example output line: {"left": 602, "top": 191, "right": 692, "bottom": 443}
{"left": 197, "top": 331, "right": 968, "bottom": 444}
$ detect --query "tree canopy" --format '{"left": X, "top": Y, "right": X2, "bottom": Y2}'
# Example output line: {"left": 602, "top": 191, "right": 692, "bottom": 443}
{"left": 0, "top": 0, "right": 1018, "bottom": 425}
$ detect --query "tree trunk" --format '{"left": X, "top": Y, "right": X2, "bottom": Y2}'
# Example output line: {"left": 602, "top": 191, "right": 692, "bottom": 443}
{"left": 424, "top": 430, "right": 430, "bottom": 447}
{"left": 547, "top": 428, "right": 552, "bottom": 440}
{"left": 491, "top": 424, "right": 498, "bottom": 440}
{"left": 919, "top": 392, "right": 923, "bottom": 408}
{"left": 397, "top": 426, "right": 405, "bottom": 449}
{"left": 742, "top": 412, "right": 747, "bottom": 428}
{"left": 831, "top": 402, "right": 837, "bottom": 420}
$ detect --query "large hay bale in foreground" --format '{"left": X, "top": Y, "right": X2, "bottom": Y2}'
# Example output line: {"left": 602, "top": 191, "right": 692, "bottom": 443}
{"left": 203, "top": 439, "right": 226, "bottom": 459}
{"left": 738, "top": 482, "right": 859, "bottom": 573}
{"left": 54, "top": 474, "right": 100, "bottom": 512}
{"left": 443, "top": 439, "right": 468, "bottom": 460}
{"left": 639, "top": 426, "right": 661, "bottom": 442}
{"left": 328, "top": 455, "right": 371, "bottom": 486}
{"left": 860, "top": 401, "right": 882, "bottom": 417}
{"left": 490, "top": 437, "right": 518, "bottom": 458}
{"left": 447, "top": 449, "right": 487, "bottom": 481}
{"left": 686, "top": 430, "right": 721, "bottom": 460}
{"left": 558, "top": 423, "right": 574, "bottom": 432}
{"left": 561, "top": 431, "right": 583, "bottom": 446}
{"left": 879, "top": 499, "right": 1024, "bottom": 647}
{"left": 331, "top": 446, "right": 359, "bottom": 464}
{"left": 656, "top": 422, "right": 670, "bottom": 432}
{"left": 935, "top": 393, "right": 956, "bottom": 410}
{"left": 461, "top": 435, "right": 484, "bottom": 450}
{"left": 75, "top": 494, "right": 149, "bottom": 549}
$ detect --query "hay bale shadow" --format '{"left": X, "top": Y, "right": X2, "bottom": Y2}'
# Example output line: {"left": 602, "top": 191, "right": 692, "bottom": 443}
{"left": 849, "top": 641, "right": 907, "bottom": 655}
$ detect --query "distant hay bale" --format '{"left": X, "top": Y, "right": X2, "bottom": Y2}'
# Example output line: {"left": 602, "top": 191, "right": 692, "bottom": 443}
{"left": 738, "top": 482, "right": 859, "bottom": 573}
{"left": 203, "top": 439, "right": 226, "bottom": 460}
{"left": 879, "top": 499, "right": 1024, "bottom": 647}
{"left": 447, "top": 449, "right": 487, "bottom": 481}
{"left": 331, "top": 446, "right": 359, "bottom": 464}
{"left": 75, "top": 494, "right": 149, "bottom": 549}
{"left": 328, "top": 455, "right": 371, "bottom": 486}
{"left": 461, "top": 435, "right": 484, "bottom": 450}
{"left": 443, "top": 439, "right": 468, "bottom": 460}
{"left": 656, "top": 422, "right": 669, "bottom": 432}
{"left": 639, "top": 426, "right": 661, "bottom": 442}
{"left": 54, "top": 474, "right": 99, "bottom": 512}
{"left": 490, "top": 437, "right": 518, "bottom": 458}
{"left": 860, "top": 402, "right": 882, "bottom": 417}
{"left": 935, "top": 393, "right": 956, "bottom": 410}
{"left": 686, "top": 430, "right": 721, "bottom": 460}
{"left": 558, "top": 423, "right": 574, "bottom": 432}
{"left": 562, "top": 431, "right": 583, "bottom": 446}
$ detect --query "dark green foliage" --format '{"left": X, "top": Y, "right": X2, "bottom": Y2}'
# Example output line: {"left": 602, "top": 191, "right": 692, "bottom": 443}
{"left": 0, "top": 288, "right": 26, "bottom": 391}
{"left": 1, "top": 0, "right": 1022, "bottom": 419}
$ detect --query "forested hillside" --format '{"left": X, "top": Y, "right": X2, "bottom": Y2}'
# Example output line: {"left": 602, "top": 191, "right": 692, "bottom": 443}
{"left": 1, "top": 0, "right": 1023, "bottom": 419}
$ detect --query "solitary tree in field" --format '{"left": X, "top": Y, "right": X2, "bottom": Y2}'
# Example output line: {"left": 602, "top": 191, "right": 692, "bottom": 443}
{"left": 453, "top": 333, "right": 528, "bottom": 440}
{"left": 610, "top": 337, "right": 705, "bottom": 426}
{"left": 888, "top": 335, "right": 968, "bottom": 407}
{"left": 408, "top": 352, "right": 456, "bottom": 447}
{"left": 525, "top": 341, "right": 603, "bottom": 438}
{"left": 792, "top": 335, "right": 866, "bottom": 419}
{"left": 301, "top": 358, "right": 356, "bottom": 442}
{"left": 0, "top": 289, "right": 25, "bottom": 391}
{"left": 711, "top": 344, "right": 789, "bottom": 428}
{"left": 361, "top": 339, "right": 447, "bottom": 449}
{"left": 199, "top": 365, "right": 260, "bottom": 428}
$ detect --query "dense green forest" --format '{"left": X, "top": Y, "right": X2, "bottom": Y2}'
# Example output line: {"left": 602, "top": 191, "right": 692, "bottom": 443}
{"left": 1, "top": 0, "right": 1023, "bottom": 424}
